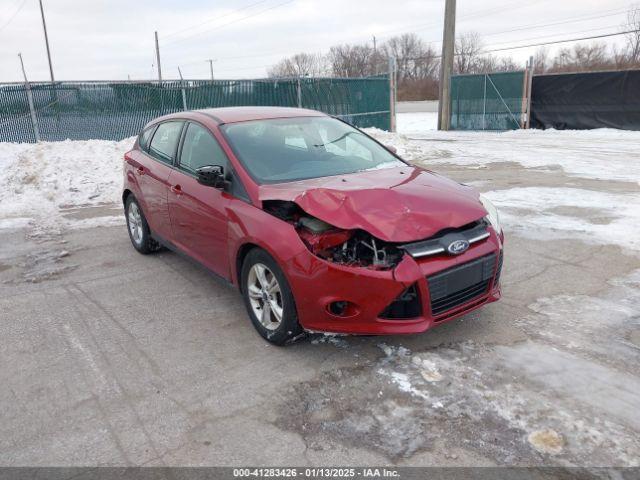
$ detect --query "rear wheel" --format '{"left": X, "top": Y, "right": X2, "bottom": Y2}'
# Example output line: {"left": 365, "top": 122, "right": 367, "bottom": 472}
{"left": 125, "top": 196, "right": 161, "bottom": 254}
{"left": 241, "top": 248, "right": 303, "bottom": 345}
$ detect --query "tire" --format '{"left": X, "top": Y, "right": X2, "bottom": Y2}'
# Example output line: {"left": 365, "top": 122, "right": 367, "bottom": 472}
{"left": 241, "top": 248, "right": 303, "bottom": 345}
{"left": 125, "top": 195, "right": 161, "bottom": 254}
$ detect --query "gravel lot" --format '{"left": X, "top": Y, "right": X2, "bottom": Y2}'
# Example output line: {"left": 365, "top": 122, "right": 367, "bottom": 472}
{"left": 1, "top": 124, "right": 639, "bottom": 468}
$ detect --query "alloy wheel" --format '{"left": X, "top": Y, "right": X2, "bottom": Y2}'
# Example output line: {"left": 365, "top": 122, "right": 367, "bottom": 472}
{"left": 128, "top": 202, "right": 143, "bottom": 246}
{"left": 247, "top": 263, "right": 283, "bottom": 331}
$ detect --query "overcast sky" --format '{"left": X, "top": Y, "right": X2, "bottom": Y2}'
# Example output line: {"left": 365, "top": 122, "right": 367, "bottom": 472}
{"left": 0, "top": 0, "right": 633, "bottom": 82}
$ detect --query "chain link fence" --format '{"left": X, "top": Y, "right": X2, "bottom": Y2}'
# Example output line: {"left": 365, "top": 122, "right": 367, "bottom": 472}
{"left": 0, "top": 77, "right": 391, "bottom": 143}
{"left": 450, "top": 71, "right": 527, "bottom": 130}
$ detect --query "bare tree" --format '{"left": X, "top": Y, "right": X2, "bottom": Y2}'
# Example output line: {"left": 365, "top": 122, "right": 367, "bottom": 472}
{"left": 268, "top": 53, "right": 328, "bottom": 78}
{"left": 382, "top": 34, "right": 438, "bottom": 79}
{"left": 381, "top": 33, "right": 440, "bottom": 99}
{"left": 551, "top": 43, "right": 610, "bottom": 72}
{"left": 624, "top": 5, "right": 640, "bottom": 65}
{"left": 454, "top": 32, "right": 483, "bottom": 74}
{"left": 533, "top": 47, "right": 549, "bottom": 73}
{"left": 472, "top": 55, "right": 520, "bottom": 73}
{"left": 328, "top": 43, "right": 376, "bottom": 77}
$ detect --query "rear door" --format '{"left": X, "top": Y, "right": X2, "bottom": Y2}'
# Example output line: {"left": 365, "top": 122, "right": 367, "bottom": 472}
{"left": 167, "top": 122, "right": 231, "bottom": 277}
{"left": 137, "top": 120, "right": 184, "bottom": 239}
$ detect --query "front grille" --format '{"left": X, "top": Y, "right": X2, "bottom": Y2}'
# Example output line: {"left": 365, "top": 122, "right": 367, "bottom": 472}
{"left": 495, "top": 250, "right": 504, "bottom": 285}
{"left": 427, "top": 253, "right": 496, "bottom": 316}
{"left": 401, "top": 219, "right": 489, "bottom": 258}
{"left": 379, "top": 284, "right": 421, "bottom": 320}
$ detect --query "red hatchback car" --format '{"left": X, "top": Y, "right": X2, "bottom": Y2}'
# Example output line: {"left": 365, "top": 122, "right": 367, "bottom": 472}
{"left": 123, "top": 107, "right": 503, "bottom": 345}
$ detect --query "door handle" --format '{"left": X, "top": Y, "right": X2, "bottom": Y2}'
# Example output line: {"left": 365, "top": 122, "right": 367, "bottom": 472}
{"left": 171, "top": 184, "right": 182, "bottom": 195}
{"left": 135, "top": 166, "right": 145, "bottom": 176}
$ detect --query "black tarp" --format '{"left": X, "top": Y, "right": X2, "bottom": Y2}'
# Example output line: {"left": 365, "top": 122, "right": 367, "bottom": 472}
{"left": 530, "top": 69, "right": 640, "bottom": 130}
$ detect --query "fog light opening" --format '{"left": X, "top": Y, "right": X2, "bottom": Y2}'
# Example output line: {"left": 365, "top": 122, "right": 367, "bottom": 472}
{"left": 327, "top": 300, "right": 359, "bottom": 318}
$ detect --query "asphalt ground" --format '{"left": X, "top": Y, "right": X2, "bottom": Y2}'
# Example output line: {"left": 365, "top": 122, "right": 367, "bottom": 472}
{"left": 1, "top": 155, "right": 639, "bottom": 467}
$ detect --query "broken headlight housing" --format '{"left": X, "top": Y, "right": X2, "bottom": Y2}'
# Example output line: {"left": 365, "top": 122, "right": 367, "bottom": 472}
{"left": 264, "top": 200, "right": 405, "bottom": 270}
{"left": 479, "top": 194, "right": 502, "bottom": 235}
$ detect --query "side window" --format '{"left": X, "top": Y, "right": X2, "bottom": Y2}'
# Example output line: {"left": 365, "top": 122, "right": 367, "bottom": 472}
{"left": 138, "top": 125, "right": 156, "bottom": 151}
{"left": 179, "top": 123, "right": 229, "bottom": 173}
{"left": 148, "top": 121, "right": 184, "bottom": 164}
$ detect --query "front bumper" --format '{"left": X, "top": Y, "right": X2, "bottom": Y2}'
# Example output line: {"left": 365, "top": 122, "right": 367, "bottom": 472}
{"left": 284, "top": 229, "right": 503, "bottom": 335}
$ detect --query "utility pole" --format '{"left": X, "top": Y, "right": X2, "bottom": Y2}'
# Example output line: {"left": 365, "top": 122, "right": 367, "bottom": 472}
{"left": 18, "top": 53, "right": 41, "bottom": 142}
{"left": 525, "top": 55, "right": 534, "bottom": 129}
{"left": 388, "top": 56, "right": 397, "bottom": 133}
{"left": 178, "top": 67, "right": 187, "bottom": 111}
{"left": 38, "top": 0, "right": 55, "bottom": 82}
{"left": 437, "top": 0, "right": 456, "bottom": 131}
{"left": 208, "top": 59, "right": 215, "bottom": 80}
{"left": 154, "top": 31, "right": 162, "bottom": 83}
{"left": 372, "top": 36, "right": 378, "bottom": 74}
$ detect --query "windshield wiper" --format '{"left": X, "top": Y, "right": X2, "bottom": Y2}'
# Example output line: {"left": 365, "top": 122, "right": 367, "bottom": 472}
{"left": 312, "top": 130, "right": 362, "bottom": 148}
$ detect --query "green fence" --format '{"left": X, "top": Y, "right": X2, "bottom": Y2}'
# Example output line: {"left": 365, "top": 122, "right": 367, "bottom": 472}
{"left": 450, "top": 71, "right": 526, "bottom": 130}
{"left": 0, "top": 77, "right": 390, "bottom": 143}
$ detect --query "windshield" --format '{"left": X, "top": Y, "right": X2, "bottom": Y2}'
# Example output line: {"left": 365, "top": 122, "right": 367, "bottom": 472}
{"left": 221, "top": 116, "right": 405, "bottom": 184}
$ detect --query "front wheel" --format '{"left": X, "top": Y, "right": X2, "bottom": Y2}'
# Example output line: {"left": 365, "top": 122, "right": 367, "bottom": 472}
{"left": 241, "top": 248, "right": 303, "bottom": 345}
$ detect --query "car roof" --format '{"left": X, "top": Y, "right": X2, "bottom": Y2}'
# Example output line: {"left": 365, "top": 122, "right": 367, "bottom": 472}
{"left": 195, "top": 106, "right": 327, "bottom": 124}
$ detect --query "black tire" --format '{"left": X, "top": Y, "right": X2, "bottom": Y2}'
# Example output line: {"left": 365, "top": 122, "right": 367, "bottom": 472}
{"left": 241, "top": 248, "right": 303, "bottom": 346}
{"left": 125, "top": 195, "right": 161, "bottom": 254}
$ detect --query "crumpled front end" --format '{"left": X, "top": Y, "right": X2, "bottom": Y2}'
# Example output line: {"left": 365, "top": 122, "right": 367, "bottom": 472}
{"left": 281, "top": 216, "right": 503, "bottom": 335}
{"left": 258, "top": 167, "right": 504, "bottom": 335}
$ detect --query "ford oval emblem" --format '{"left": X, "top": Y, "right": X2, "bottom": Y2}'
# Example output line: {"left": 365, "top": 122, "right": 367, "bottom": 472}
{"left": 447, "top": 239, "right": 470, "bottom": 255}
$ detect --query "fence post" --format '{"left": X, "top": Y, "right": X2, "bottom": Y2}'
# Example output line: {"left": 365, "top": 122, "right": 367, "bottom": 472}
{"left": 18, "top": 53, "right": 40, "bottom": 142}
{"left": 25, "top": 85, "right": 40, "bottom": 143}
{"left": 296, "top": 77, "right": 302, "bottom": 108}
{"left": 482, "top": 74, "right": 487, "bottom": 131}
{"left": 181, "top": 85, "right": 187, "bottom": 111}
{"left": 388, "top": 56, "right": 397, "bottom": 132}
{"left": 525, "top": 56, "right": 534, "bottom": 129}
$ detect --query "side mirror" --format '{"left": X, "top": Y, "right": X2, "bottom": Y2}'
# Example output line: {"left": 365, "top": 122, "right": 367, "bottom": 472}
{"left": 385, "top": 144, "right": 397, "bottom": 154}
{"left": 196, "top": 165, "right": 225, "bottom": 189}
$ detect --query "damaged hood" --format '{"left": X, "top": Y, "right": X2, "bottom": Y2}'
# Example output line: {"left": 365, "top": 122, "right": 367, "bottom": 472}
{"left": 258, "top": 166, "right": 487, "bottom": 242}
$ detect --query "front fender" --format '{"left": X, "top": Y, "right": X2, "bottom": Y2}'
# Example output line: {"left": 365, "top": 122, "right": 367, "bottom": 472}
{"left": 226, "top": 199, "right": 308, "bottom": 286}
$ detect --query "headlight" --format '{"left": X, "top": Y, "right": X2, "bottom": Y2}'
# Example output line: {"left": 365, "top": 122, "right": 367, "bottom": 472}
{"left": 479, "top": 194, "right": 502, "bottom": 234}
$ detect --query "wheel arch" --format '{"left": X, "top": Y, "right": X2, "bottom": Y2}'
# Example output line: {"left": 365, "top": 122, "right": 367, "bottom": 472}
{"left": 235, "top": 242, "right": 261, "bottom": 292}
{"left": 122, "top": 189, "right": 133, "bottom": 207}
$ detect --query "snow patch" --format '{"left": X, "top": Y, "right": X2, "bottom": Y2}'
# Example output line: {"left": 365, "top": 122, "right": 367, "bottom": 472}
{"left": 368, "top": 123, "right": 640, "bottom": 182}
{"left": 310, "top": 333, "right": 349, "bottom": 348}
{"left": 485, "top": 187, "right": 640, "bottom": 252}
{"left": 397, "top": 112, "right": 438, "bottom": 134}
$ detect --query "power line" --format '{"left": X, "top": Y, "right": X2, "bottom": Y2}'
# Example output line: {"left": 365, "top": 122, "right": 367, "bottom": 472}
{"left": 371, "top": 0, "right": 552, "bottom": 40}
{"left": 167, "top": 14, "right": 636, "bottom": 76}
{"left": 162, "top": 0, "right": 271, "bottom": 40}
{"left": 486, "top": 24, "right": 623, "bottom": 48}
{"left": 407, "top": 27, "right": 640, "bottom": 60}
{"left": 480, "top": 7, "right": 631, "bottom": 39}
{"left": 164, "top": 4, "right": 638, "bottom": 78}
{"left": 484, "top": 28, "right": 640, "bottom": 54}
{"left": 0, "top": 0, "right": 27, "bottom": 32}
{"left": 162, "top": 0, "right": 296, "bottom": 48}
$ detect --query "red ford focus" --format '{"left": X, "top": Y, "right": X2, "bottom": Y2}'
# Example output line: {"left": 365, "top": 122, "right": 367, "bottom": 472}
{"left": 123, "top": 107, "right": 504, "bottom": 345}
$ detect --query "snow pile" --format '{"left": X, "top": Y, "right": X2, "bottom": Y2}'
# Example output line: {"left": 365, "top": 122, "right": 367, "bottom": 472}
{"left": 485, "top": 187, "right": 640, "bottom": 252}
{"left": 0, "top": 138, "right": 134, "bottom": 228}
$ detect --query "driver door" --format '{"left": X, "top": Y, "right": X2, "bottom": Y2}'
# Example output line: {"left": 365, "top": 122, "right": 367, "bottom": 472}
{"left": 167, "top": 122, "right": 231, "bottom": 278}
